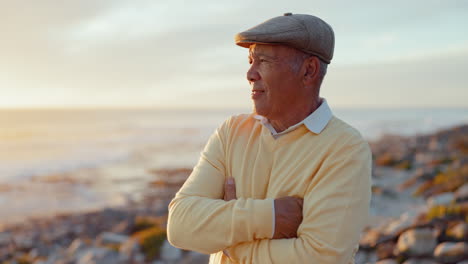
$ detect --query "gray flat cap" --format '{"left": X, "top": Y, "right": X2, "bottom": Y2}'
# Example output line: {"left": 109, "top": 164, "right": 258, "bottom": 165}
{"left": 235, "top": 13, "right": 335, "bottom": 64}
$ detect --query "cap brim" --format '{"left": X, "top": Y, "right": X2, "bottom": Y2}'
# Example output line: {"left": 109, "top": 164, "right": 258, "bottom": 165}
{"left": 235, "top": 39, "right": 285, "bottom": 48}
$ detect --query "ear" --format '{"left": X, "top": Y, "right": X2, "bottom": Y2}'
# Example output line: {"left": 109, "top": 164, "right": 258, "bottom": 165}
{"left": 303, "top": 56, "right": 320, "bottom": 84}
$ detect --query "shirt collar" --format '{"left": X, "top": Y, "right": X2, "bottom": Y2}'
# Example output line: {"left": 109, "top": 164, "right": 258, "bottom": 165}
{"left": 253, "top": 98, "right": 333, "bottom": 134}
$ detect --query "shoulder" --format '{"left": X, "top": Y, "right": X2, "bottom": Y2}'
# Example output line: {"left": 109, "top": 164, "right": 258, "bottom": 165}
{"left": 217, "top": 113, "right": 258, "bottom": 133}
{"left": 322, "top": 116, "right": 371, "bottom": 158}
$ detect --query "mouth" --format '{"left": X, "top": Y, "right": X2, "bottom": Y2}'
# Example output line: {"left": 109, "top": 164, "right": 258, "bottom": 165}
{"left": 251, "top": 89, "right": 265, "bottom": 95}
{"left": 251, "top": 89, "right": 265, "bottom": 100}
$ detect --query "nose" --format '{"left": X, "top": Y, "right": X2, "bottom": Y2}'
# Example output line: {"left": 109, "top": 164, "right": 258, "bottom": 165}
{"left": 246, "top": 64, "right": 260, "bottom": 83}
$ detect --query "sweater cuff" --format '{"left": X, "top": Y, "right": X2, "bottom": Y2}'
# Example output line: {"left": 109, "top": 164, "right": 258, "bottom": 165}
{"left": 253, "top": 198, "right": 275, "bottom": 239}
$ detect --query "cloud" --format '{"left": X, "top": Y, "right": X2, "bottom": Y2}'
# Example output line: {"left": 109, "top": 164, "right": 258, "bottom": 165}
{"left": 322, "top": 46, "right": 468, "bottom": 107}
{"left": 0, "top": 1, "right": 467, "bottom": 108}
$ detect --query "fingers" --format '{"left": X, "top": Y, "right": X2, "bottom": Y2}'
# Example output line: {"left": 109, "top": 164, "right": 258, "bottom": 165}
{"left": 223, "top": 177, "right": 237, "bottom": 201}
{"left": 296, "top": 197, "right": 304, "bottom": 207}
{"left": 273, "top": 196, "right": 304, "bottom": 239}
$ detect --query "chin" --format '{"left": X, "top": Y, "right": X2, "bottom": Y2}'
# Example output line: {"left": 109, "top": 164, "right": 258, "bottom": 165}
{"left": 252, "top": 104, "right": 269, "bottom": 117}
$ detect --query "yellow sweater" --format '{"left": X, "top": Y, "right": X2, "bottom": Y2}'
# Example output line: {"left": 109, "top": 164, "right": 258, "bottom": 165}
{"left": 167, "top": 113, "right": 372, "bottom": 264}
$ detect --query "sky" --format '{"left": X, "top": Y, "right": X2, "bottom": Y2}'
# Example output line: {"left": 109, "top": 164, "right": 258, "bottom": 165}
{"left": 1, "top": 0, "right": 467, "bottom": 109}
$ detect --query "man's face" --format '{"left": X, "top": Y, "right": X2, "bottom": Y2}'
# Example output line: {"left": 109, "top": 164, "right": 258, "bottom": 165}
{"left": 247, "top": 44, "right": 306, "bottom": 119}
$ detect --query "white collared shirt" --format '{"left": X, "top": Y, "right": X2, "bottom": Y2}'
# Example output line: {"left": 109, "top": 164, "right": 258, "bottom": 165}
{"left": 253, "top": 97, "right": 333, "bottom": 139}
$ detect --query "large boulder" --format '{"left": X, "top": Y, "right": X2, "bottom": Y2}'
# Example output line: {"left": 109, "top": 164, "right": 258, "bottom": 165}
{"left": 434, "top": 242, "right": 468, "bottom": 263}
{"left": 396, "top": 228, "right": 437, "bottom": 257}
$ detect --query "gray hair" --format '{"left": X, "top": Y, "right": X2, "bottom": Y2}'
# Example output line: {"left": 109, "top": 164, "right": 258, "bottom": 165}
{"left": 289, "top": 50, "right": 328, "bottom": 82}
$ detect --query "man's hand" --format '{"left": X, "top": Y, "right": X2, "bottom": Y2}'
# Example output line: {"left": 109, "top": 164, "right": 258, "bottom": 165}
{"left": 273, "top": 196, "right": 303, "bottom": 239}
{"left": 223, "top": 177, "right": 304, "bottom": 239}
{"left": 224, "top": 177, "right": 237, "bottom": 201}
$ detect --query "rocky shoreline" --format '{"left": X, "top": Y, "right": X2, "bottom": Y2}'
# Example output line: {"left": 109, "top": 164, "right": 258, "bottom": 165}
{"left": 1, "top": 124, "right": 467, "bottom": 264}
{"left": 0, "top": 169, "right": 209, "bottom": 264}
{"left": 357, "top": 124, "right": 468, "bottom": 264}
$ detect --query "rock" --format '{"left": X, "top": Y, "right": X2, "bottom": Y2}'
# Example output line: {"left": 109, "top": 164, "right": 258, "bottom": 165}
{"left": 72, "top": 224, "right": 85, "bottom": 236}
{"left": 134, "top": 253, "right": 145, "bottom": 263}
{"left": 0, "top": 232, "right": 11, "bottom": 246}
{"left": 96, "top": 232, "right": 129, "bottom": 246}
{"left": 384, "top": 213, "right": 414, "bottom": 236}
{"left": 67, "top": 239, "right": 87, "bottom": 256}
{"left": 179, "top": 251, "right": 210, "bottom": 264}
{"left": 14, "top": 233, "right": 34, "bottom": 250}
{"left": 76, "top": 247, "right": 119, "bottom": 264}
{"left": 44, "top": 250, "right": 68, "bottom": 264}
{"left": 354, "top": 250, "right": 378, "bottom": 264}
{"left": 427, "top": 192, "right": 455, "bottom": 207}
{"left": 373, "top": 185, "right": 398, "bottom": 198}
{"left": 446, "top": 222, "right": 468, "bottom": 241}
{"left": 118, "top": 238, "right": 140, "bottom": 262}
{"left": 403, "top": 259, "right": 439, "bottom": 264}
{"left": 28, "top": 248, "right": 39, "bottom": 259}
{"left": 111, "top": 220, "right": 134, "bottom": 234}
{"left": 434, "top": 242, "right": 468, "bottom": 263}
{"left": 376, "top": 241, "right": 396, "bottom": 260}
{"left": 33, "top": 244, "right": 52, "bottom": 258}
{"left": 376, "top": 259, "right": 398, "bottom": 264}
{"left": 413, "top": 167, "right": 437, "bottom": 180}
{"left": 0, "top": 245, "right": 13, "bottom": 262}
{"left": 455, "top": 183, "right": 468, "bottom": 201}
{"left": 396, "top": 228, "right": 437, "bottom": 257}
{"left": 360, "top": 229, "right": 382, "bottom": 249}
{"left": 160, "top": 240, "right": 182, "bottom": 262}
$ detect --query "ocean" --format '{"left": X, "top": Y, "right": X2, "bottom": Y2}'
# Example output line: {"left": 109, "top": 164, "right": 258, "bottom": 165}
{"left": 0, "top": 107, "right": 467, "bottom": 224}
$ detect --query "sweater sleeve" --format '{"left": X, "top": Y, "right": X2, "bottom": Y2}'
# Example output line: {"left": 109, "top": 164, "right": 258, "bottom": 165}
{"left": 224, "top": 139, "right": 372, "bottom": 264}
{"left": 167, "top": 118, "right": 274, "bottom": 254}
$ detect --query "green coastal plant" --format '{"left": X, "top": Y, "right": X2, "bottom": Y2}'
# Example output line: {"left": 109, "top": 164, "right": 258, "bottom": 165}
{"left": 426, "top": 204, "right": 464, "bottom": 221}
{"left": 131, "top": 215, "right": 167, "bottom": 234}
{"left": 395, "top": 160, "right": 412, "bottom": 170}
{"left": 414, "top": 164, "right": 468, "bottom": 197}
{"left": 132, "top": 226, "right": 167, "bottom": 261}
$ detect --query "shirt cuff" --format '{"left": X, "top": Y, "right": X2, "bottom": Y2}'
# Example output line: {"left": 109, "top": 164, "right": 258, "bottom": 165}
{"left": 272, "top": 199, "right": 275, "bottom": 238}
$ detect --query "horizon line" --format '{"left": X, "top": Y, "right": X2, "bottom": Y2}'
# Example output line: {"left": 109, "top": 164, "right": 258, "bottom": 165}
{"left": 1, "top": 105, "right": 467, "bottom": 111}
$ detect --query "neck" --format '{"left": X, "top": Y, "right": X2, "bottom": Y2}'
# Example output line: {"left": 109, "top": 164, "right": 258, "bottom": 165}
{"left": 269, "top": 97, "right": 322, "bottom": 133}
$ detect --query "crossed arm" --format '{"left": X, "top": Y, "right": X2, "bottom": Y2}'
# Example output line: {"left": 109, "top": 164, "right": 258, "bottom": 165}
{"left": 167, "top": 125, "right": 372, "bottom": 263}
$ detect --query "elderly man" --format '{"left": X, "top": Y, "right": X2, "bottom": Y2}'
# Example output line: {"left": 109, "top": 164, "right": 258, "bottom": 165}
{"left": 167, "top": 13, "right": 371, "bottom": 264}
